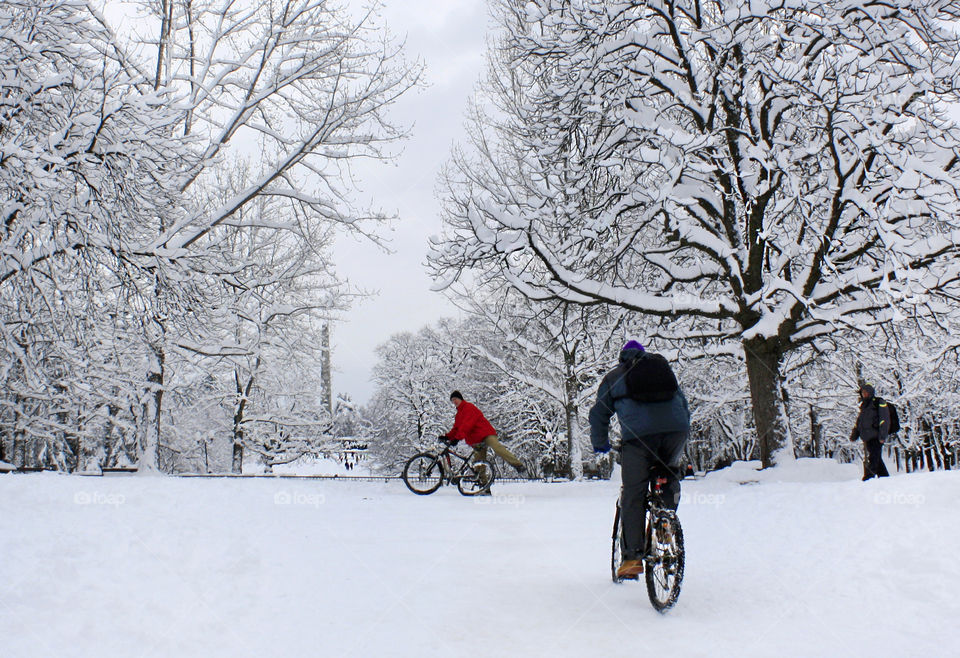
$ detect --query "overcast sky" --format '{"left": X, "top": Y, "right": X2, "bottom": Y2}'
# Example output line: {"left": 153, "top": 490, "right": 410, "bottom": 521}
{"left": 331, "top": 0, "right": 491, "bottom": 405}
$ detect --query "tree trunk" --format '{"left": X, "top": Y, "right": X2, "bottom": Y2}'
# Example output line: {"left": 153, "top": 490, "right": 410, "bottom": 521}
{"left": 231, "top": 440, "right": 244, "bottom": 474}
{"left": 200, "top": 438, "right": 210, "bottom": 474}
{"left": 138, "top": 0, "right": 176, "bottom": 476}
{"left": 933, "top": 424, "right": 947, "bottom": 470}
{"left": 232, "top": 368, "right": 253, "bottom": 474}
{"left": 232, "top": 393, "right": 244, "bottom": 473}
{"left": 563, "top": 351, "right": 583, "bottom": 480}
{"left": 154, "top": 0, "right": 173, "bottom": 90}
{"left": 565, "top": 404, "right": 584, "bottom": 480}
{"left": 138, "top": 340, "right": 163, "bottom": 473}
{"left": 743, "top": 338, "right": 794, "bottom": 468}
{"left": 809, "top": 405, "right": 822, "bottom": 459}
{"left": 13, "top": 437, "right": 25, "bottom": 469}
{"left": 12, "top": 396, "right": 24, "bottom": 468}
{"left": 321, "top": 323, "right": 332, "bottom": 417}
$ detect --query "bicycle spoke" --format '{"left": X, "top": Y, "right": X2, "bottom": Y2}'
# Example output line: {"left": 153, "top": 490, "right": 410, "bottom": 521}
{"left": 457, "top": 459, "right": 495, "bottom": 496}
{"left": 402, "top": 453, "right": 444, "bottom": 495}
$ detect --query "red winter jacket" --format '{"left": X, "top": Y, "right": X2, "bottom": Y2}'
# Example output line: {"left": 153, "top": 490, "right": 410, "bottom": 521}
{"left": 447, "top": 401, "right": 496, "bottom": 446}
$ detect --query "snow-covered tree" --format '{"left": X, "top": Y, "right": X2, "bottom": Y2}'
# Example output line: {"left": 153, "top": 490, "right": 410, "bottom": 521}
{"left": 788, "top": 321, "right": 960, "bottom": 472}
{"left": 102, "top": 0, "right": 420, "bottom": 470}
{"left": 52, "top": 0, "right": 419, "bottom": 470}
{"left": 0, "top": 0, "right": 193, "bottom": 469}
{"left": 448, "top": 287, "right": 629, "bottom": 478}
{"left": 366, "top": 325, "right": 464, "bottom": 471}
{"left": 166, "top": 165, "right": 349, "bottom": 473}
{"left": 430, "top": 0, "right": 960, "bottom": 467}
{"left": 0, "top": 0, "right": 418, "bottom": 471}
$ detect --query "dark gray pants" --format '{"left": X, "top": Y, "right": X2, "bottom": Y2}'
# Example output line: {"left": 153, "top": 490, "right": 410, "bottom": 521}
{"left": 863, "top": 439, "right": 889, "bottom": 480}
{"left": 620, "top": 431, "right": 687, "bottom": 560}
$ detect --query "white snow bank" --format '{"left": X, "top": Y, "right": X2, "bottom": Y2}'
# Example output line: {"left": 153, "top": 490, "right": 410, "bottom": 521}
{"left": 1, "top": 467, "right": 957, "bottom": 656}
{"left": 705, "top": 457, "right": 861, "bottom": 484}
{"left": 0, "top": 459, "right": 15, "bottom": 472}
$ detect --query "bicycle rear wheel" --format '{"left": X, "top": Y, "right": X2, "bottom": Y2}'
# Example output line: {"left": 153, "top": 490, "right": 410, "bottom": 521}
{"left": 644, "top": 511, "right": 684, "bottom": 612}
{"left": 457, "top": 459, "right": 494, "bottom": 496}
{"left": 402, "top": 453, "right": 443, "bottom": 495}
{"left": 611, "top": 501, "right": 625, "bottom": 583}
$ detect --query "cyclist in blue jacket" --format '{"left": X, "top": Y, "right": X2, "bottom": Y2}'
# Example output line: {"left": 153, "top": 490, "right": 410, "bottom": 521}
{"left": 589, "top": 340, "right": 690, "bottom": 579}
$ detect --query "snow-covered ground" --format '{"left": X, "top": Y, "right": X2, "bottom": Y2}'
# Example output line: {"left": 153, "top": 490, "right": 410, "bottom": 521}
{"left": 1, "top": 460, "right": 958, "bottom": 657}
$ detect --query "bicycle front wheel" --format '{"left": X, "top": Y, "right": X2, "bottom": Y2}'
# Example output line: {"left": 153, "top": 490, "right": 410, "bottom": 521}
{"left": 457, "top": 459, "right": 495, "bottom": 496}
{"left": 644, "top": 511, "right": 685, "bottom": 612}
{"left": 402, "top": 453, "right": 444, "bottom": 495}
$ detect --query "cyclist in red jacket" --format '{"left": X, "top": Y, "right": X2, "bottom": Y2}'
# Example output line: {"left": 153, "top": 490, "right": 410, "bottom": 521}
{"left": 443, "top": 391, "right": 527, "bottom": 475}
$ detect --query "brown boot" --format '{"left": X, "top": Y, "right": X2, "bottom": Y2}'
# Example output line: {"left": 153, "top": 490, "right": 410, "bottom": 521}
{"left": 617, "top": 559, "right": 644, "bottom": 579}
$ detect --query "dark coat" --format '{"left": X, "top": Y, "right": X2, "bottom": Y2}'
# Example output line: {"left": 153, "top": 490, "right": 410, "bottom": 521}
{"left": 589, "top": 348, "right": 690, "bottom": 452}
{"left": 850, "top": 385, "right": 891, "bottom": 444}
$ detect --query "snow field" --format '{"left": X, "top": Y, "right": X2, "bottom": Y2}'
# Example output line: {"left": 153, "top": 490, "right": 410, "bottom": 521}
{"left": 1, "top": 460, "right": 958, "bottom": 657}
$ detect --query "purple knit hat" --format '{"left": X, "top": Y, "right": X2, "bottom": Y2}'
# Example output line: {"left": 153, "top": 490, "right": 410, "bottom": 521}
{"left": 622, "top": 340, "right": 645, "bottom": 352}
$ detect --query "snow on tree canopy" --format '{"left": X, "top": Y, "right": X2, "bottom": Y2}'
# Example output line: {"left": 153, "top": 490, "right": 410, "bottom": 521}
{"left": 429, "top": 0, "right": 960, "bottom": 468}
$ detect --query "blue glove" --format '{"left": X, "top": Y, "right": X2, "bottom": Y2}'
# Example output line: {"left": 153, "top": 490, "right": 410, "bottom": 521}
{"left": 594, "top": 444, "right": 611, "bottom": 455}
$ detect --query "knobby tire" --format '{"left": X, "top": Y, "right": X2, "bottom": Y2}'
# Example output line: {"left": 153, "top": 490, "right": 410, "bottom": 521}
{"left": 402, "top": 453, "right": 443, "bottom": 495}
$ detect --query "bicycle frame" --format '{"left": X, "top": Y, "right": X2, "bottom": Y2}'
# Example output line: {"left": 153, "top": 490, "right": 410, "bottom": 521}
{"left": 644, "top": 476, "right": 679, "bottom": 551}
{"left": 432, "top": 443, "right": 484, "bottom": 483}
{"left": 646, "top": 475, "right": 674, "bottom": 517}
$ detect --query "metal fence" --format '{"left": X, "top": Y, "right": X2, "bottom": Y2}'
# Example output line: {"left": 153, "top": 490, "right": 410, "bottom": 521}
{"left": 4, "top": 467, "right": 545, "bottom": 483}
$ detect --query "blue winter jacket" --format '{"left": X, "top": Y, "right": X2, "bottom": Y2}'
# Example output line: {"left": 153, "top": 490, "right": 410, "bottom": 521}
{"left": 589, "top": 348, "right": 691, "bottom": 452}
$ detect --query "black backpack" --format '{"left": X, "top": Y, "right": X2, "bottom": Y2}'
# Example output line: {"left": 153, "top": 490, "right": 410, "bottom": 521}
{"left": 874, "top": 398, "right": 901, "bottom": 435}
{"left": 623, "top": 352, "right": 679, "bottom": 403}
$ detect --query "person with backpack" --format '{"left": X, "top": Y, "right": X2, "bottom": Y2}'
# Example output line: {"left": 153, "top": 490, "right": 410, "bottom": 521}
{"left": 442, "top": 391, "right": 527, "bottom": 476}
{"left": 589, "top": 340, "right": 690, "bottom": 579}
{"left": 849, "top": 383, "right": 893, "bottom": 480}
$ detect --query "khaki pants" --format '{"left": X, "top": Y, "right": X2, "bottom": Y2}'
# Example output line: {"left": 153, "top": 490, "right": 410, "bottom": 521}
{"left": 473, "top": 435, "right": 522, "bottom": 468}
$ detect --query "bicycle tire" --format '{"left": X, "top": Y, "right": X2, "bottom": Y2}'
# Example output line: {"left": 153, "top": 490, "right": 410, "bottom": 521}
{"left": 457, "top": 459, "right": 495, "bottom": 496}
{"left": 402, "top": 453, "right": 444, "bottom": 495}
{"left": 644, "top": 512, "right": 685, "bottom": 612}
{"left": 611, "top": 501, "right": 625, "bottom": 584}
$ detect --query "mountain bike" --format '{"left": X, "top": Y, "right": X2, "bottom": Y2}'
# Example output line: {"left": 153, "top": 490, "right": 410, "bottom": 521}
{"left": 402, "top": 437, "right": 495, "bottom": 496}
{"left": 611, "top": 465, "right": 685, "bottom": 612}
